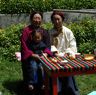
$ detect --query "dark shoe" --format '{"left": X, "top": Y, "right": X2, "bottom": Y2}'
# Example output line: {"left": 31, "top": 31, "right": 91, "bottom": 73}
{"left": 28, "top": 84, "right": 34, "bottom": 91}
{"left": 41, "top": 85, "right": 45, "bottom": 90}
{"left": 58, "top": 91, "right": 62, "bottom": 95}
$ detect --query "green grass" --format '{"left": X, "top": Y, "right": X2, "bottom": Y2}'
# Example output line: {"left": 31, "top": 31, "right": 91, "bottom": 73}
{"left": 76, "top": 75, "right": 96, "bottom": 95}
{"left": 0, "top": 57, "right": 23, "bottom": 95}
{"left": 0, "top": 57, "right": 96, "bottom": 95}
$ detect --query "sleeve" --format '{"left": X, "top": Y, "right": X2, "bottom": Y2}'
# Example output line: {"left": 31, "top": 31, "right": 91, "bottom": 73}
{"left": 43, "top": 29, "right": 51, "bottom": 49}
{"left": 68, "top": 30, "right": 77, "bottom": 53}
{"left": 43, "top": 48, "right": 53, "bottom": 57}
{"left": 20, "top": 28, "right": 34, "bottom": 61}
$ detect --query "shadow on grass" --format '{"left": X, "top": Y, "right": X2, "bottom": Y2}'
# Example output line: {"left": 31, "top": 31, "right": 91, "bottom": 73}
{"left": 3, "top": 80, "right": 37, "bottom": 95}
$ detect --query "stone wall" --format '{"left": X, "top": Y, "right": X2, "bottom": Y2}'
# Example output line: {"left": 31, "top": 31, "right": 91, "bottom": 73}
{"left": 0, "top": 14, "right": 30, "bottom": 28}
{"left": 0, "top": 9, "right": 96, "bottom": 28}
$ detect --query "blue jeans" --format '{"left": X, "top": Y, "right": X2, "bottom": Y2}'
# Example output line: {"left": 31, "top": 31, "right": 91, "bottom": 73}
{"left": 22, "top": 60, "right": 44, "bottom": 87}
{"left": 58, "top": 76, "right": 80, "bottom": 95}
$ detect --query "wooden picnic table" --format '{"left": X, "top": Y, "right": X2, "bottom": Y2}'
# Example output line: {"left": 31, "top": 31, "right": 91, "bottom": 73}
{"left": 39, "top": 54, "right": 96, "bottom": 95}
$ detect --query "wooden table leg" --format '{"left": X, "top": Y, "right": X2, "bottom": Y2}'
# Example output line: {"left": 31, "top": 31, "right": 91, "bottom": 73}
{"left": 44, "top": 72, "right": 49, "bottom": 95}
{"left": 52, "top": 77, "right": 58, "bottom": 95}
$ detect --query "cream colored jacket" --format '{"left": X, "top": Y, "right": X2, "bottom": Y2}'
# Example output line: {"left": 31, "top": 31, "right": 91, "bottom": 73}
{"left": 49, "top": 26, "right": 77, "bottom": 54}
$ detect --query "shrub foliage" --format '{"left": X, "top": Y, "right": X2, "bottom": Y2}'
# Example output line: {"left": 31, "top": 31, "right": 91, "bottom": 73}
{"left": 0, "top": 24, "right": 25, "bottom": 61}
{"left": 0, "top": 0, "right": 96, "bottom": 14}
{"left": 0, "top": 18, "right": 96, "bottom": 61}
{"left": 68, "top": 17, "right": 96, "bottom": 53}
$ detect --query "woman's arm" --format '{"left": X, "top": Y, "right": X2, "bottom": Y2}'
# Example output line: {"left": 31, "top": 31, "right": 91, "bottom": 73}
{"left": 65, "top": 29, "right": 77, "bottom": 54}
{"left": 43, "top": 48, "right": 53, "bottom": 57}
{"left": 69, "top": 31, "right": 77, "bottom": 53}
{"left": 21, "top": 27, "right": 34, "bottom": 61}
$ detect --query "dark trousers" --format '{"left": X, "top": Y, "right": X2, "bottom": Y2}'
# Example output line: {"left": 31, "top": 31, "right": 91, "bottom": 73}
{"left": 22, "top": 60, "right": 44, "bottom": 87}
{"left": 58, "top": 76, "right": 80, "bottom": 95}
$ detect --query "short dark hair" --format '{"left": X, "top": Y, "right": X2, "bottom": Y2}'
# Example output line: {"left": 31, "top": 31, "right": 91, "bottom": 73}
{"left": 51, "top": 11, "right": 64, "bottom": 22}
{"left": 30, "top": 11, "right": 43, "bottom": 21}
{"left": 31, "top": 29, "right": 43, "bottom": 38}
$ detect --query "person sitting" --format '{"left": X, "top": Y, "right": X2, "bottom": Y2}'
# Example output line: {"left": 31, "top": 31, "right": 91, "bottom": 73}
{"left": 20, "top": 11, "right": 51, "bottom": 94}
{"left": 29, "top": 29, "right": 53, "bottom": 57}
{"left": 26, "top": 29, "right": 53, "bottom": 91}
{"left": 49, "top": 11, "right": 80, "bottom": 95}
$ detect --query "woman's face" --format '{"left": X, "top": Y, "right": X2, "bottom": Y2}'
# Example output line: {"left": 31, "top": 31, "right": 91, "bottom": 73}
{"left": 52, "top": 14, "right": 63, "bottom": 29}
{"left": 32, "top": 13, "right": 42, "bottom": 28}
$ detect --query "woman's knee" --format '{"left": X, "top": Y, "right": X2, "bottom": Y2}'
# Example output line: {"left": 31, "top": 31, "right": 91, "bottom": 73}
{"left": 30, "top": 60, "right": 38, "bottom": 70}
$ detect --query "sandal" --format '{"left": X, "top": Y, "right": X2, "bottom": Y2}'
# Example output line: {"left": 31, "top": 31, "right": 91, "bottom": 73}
{"left": 41, "top": 85, "right": 45, "bottom": 90}
{"left": 28, "top": 84, "right": 34, "bottom": 91}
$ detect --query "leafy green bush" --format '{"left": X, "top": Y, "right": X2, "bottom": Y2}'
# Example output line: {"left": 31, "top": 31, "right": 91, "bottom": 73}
{"left": 78, "top": 42, "right": 96, "bottom": 54}
{"left": 0, "top": 24, "right": 25, "bottom": 61}
{"left": 0, "top": 0, "right": 96, "bottom": 14}
{"left": 68, "top": 17, "right": 96, "bottom": 53}
{"left": 0, "top": 18, "right": 96, "bottom": 61}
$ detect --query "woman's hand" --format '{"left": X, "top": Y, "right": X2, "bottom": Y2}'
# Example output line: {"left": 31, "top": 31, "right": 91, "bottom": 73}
{"left": 54, "top": 53, "right": 58, "bottom": 57}
{"left": 54, "top": 52, "right": 65, "bottom": 57}
{"left": 32, "top": 54, "right": 40, "bottom": 60}
{"left": 42, "top": 53, "right": 48, "bottom": 57}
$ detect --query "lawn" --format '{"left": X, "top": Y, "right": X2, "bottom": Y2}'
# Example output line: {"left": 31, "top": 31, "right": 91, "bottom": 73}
{"left": 0, "top": 57, "right": 96, "bottom": 95}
